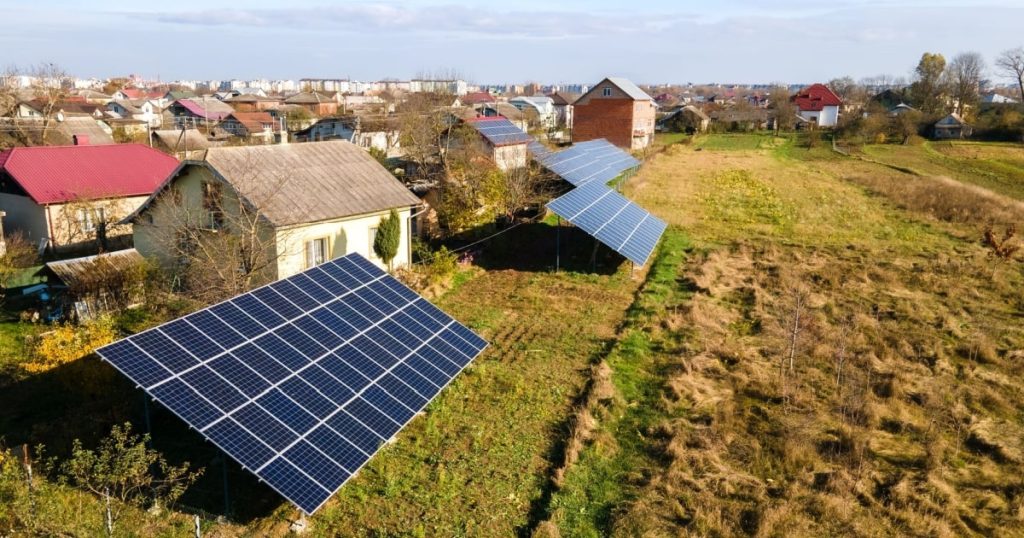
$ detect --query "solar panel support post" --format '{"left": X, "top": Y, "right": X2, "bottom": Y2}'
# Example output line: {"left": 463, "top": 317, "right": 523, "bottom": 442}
{"left": 142, "top": 395, "right": 153, "bottom": 446}
{"left": 221, "top": 451, "right": 231, "bottom": 518}
{"left": 555, "top": 216, "right": 561, "bottom": 273}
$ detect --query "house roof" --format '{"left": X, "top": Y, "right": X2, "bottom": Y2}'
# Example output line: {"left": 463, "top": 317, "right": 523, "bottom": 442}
{"left": 0, "top": 144, "right": 179, "bottom": 205}
{"left": 57, "top": 117, "right": 115, "bottom": 145}
{"left": 461, "top": 91, "right": 495, "bottom": 105}
{"left": 547, "top": 92, "right": 578, "bottom": 106}
{"left": 152, "top": 129, "right": 217, "bottom": 151}
{"left": 148, "top": 141, "right": 420, "bottom": 227}
{"left": 792, "top": 83, "right": 843, "bottom": 112}
{"left": 225, "top": 112, "right": 278, "bottom": 133}
{"left": 936, "top": 113, "right": 967, "bottom": 126}
{"left": 284, "top": 91, "right": 336, "bottom": 105}
{"left": 226, "top": 93, "right": 280, "bottom": 104}
{"left": 490, "top": 103, "right": 524, "bottom": 121}
{"left": 603, "top": 77, "right": 653, "bottom": 101}
{"left": 174, "top": 98, "right": 235, "bottom": 120}
{"left": 117, "top": 88, "right": 146, "bottom": 99}
{"left": 466, "top": 116, "right": 532, "bottom": 147}
{"left": 44, "top": 248, "right": 145, "bottom": 288}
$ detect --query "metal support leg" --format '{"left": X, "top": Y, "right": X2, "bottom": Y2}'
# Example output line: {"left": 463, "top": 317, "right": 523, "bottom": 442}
{"left": 555, "top": 216, "right": 561, "bottom": 273}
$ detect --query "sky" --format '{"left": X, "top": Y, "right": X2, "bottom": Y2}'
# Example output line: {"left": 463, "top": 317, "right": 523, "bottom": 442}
{"left": 1, "top": 0, "right": 1022, "bottom": 85}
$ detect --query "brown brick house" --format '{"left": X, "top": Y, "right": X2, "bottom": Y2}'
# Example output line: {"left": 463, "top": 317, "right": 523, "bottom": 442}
{"left": 572, "top": 77, "right": 656, "bottom": 150}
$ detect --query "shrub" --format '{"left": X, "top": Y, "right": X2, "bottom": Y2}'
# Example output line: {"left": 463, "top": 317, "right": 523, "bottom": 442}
{"left": 22, "top": 317, "right": 116, "bottom": 374}
{"left": 60, "top": 423, "right": 201, "bottom": 509}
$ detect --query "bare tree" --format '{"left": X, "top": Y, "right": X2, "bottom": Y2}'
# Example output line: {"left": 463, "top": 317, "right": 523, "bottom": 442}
{"left": 767, "top": 85, "right": 796, "bottom": 134}
{"left": 0, "top": 63, "right": 70, "bottom": 146}
{"left": 947, "top": 52, "right": 986, "bottom": 118}
{"left": 995, "top": 47, "right": 1024, "bottom": 101}
{"left": 142, "top": 153, "right": 298, "bottom": 302}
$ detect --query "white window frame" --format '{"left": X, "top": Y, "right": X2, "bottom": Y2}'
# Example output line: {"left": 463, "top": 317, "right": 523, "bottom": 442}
{"left": 602, "top": 87, "right": 612, "bottom": 97}
{"left": 77, "top": 207, "right": 105, "bottom": 233}
{"left": 305, "top": 237, "right": 329, "bottom": 268}
{"left": 368, "top": 226, "right": 379, "bottom": 258}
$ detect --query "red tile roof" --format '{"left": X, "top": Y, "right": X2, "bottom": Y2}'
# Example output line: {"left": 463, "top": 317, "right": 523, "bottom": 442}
{"left": 461, "top": 91, "right": 496, "bottom": 105}
{"left": 792, "top": 83, "right": 843, "bottom": 112}
{"left": 118, "top": 88, "right": 146, "bottom": 99}
{"left": 226, "top": 112, "right": 278, "bottom": 134}
{"left": 0, "top": 144, "right": 179, "bottom": 204}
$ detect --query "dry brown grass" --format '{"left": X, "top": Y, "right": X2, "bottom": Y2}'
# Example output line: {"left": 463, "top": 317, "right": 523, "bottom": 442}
{"left": 558, "top": 140, "right": 1024, "bottom": 537}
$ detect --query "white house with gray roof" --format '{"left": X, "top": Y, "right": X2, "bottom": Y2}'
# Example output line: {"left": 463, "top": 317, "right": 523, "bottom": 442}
{"left": 128, "top": 140, "right": 421, "bottom": 280}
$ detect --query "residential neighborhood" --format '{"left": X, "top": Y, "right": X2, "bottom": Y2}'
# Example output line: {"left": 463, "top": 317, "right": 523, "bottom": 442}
{"left": 2, "top": 1, "right": 1024, "bottom": 536}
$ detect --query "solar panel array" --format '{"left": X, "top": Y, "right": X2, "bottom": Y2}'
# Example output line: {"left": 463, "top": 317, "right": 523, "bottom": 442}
{"left": 96, "top": 253, "right": 487, "bottom": 515}
{"left": 534, "top": 139, "right": 641, "bottom": 187}
{"left": 547, "top": 181, "right": 667, "bottom": 266}
{"left": 469, "top": 117, "right": 532, "bottom": 146}
{"left": 527, "top": 141, "right": 552, "bottom": 159}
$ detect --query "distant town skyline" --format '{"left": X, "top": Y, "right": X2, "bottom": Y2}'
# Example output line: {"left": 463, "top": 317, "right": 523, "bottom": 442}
{"left": 2, "top": 0, "right": 1023, "bottom": 86}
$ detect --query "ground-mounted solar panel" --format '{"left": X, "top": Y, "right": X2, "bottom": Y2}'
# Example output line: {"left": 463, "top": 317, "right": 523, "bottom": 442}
{"left": 469, "top": 117, "right": 531, "bottom": 146}
{"left": 547, "top": 181, "right": 667, "bottom": 266}
{"left": 96, "top": 253, "right": 488, "bottom": 515}
{"left": 534, "top": 139, "right": 641, "bottom": 187}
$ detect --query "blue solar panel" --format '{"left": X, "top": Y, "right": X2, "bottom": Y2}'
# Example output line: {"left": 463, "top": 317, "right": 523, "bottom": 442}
{"left": 95, "top": 253, "right": 488, "bottom": 515}
{"left": 468, "top": 117, "right": 531, "bottom": 146}
{"left": 547, "top": 182, "right": 667, "bottom": 266}
{"left": 534, "top": 139, "right": 641, "bottom": 187}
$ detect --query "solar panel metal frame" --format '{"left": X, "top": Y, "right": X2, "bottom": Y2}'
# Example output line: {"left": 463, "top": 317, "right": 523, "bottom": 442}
{"left": 547, "top": 181, "right": 667, "bottom": 266}
{"left": 96, "top": 253, "right": 488, "bottom": 515}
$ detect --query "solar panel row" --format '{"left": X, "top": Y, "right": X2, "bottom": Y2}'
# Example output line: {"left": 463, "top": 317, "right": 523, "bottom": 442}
{"left": 546, "top": 181, "right": 667, "bottom": 266}
{"left": 534, "top": 139, "right": 640, "bottom": 187}
{"left": 97, "top": 253, "right": 488, "bottom": 515}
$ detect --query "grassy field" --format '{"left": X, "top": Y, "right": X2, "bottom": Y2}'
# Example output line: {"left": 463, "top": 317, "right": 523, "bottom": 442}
{"left": 860, "top": 141, "right": 1024, "bottom": 201}
{"left": 534, "top": 134, "right": 1024, "bottom": 536}
{"left": 3, "top": 133, "right": 1024, "bottom": 536}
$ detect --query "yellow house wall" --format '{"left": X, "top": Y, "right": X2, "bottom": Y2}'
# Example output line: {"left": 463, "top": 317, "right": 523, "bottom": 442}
{"left": 275, "top": 207, "right": 412, "bottom": 279}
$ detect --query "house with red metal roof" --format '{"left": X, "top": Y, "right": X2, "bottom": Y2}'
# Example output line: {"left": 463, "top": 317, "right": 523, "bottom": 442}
{"left": 791, "top": 83, "right": 843, "bottom": 127}
{"left": 0, "top": 143, "right": 179, "bottom": 250}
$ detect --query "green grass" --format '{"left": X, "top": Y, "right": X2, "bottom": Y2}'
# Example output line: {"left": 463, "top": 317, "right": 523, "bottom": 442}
{"left": 694, "top": 132, "right": 784, "bottom": 151}
{"left": 543, "top": 230, "right": 692, "bottom": 536}
{"left": 861, "top": 141, "right": 1024, "bottom": 201}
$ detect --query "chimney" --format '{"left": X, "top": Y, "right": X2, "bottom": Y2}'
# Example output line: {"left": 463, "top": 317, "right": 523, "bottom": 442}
{"left": 73, "top": 134, "right": 89, "bottom": 146}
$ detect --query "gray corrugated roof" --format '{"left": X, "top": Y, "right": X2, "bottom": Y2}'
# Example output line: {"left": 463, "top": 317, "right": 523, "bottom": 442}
{"left": 152, "top": 129, "right": 216, "bottom": 151}
{"left": 605, "top": 77, "right": 652, "bottom": 101}
{"left": 45, "top": 248, "right": 144, "bottom": 288}
{"left": 199, "top": 140, "right": 419, "bottom": 227}
{"left": 58, "top": 117, "right": 115, "bottom": 145}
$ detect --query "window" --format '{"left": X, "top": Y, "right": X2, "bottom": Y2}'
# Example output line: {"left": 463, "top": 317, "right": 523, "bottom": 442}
{"left": 368, "top": 226, "right": 378, "bottom": 258}
{"left": 202, "top": 182, "right": 224, "bottom": 229}
{"left": 77, "top": 207, "right": 105, "bottom": 233}
{"left": 305, "top": 237, "right": 328, "bottom": 268}
{"left": 602, "top": 87, "right": 612, "bottom": 97}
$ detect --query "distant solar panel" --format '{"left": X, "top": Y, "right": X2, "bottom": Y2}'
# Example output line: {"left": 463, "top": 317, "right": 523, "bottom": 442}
{"left": 96, "top": 253, "right": 487, "bottom": 515}
{"left": 534, "top": 139, "right": 640, "bottom": 187}
{"left": 528, "top": 141, "right": 551, "bottom": 159}
{"left": 547, "top": 181, "right": 667, "bottom": 266}
{"left": 469, "top": 117, "right": 531, "bottom": 146}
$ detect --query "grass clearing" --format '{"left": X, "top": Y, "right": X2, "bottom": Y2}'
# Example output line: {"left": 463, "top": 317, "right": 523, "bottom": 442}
{"left": 861, "top": 141, "right": 1024, "bottom": 201}
{"left": 543, "top": 135, "right": 1024, "bottom": 536}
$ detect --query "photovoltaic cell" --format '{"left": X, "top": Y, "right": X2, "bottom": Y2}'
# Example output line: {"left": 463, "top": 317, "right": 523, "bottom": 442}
{"left": 95, "top": 253, "right": 488, "bottom": 515}
{"left": 533, "top": 138, "right": 641, "bottom": 187}
{"left": 547, "top": 182, "right": 667, "bottom": 266}
{"left": 467, "top": 117, "right": 532, "bottom": 146}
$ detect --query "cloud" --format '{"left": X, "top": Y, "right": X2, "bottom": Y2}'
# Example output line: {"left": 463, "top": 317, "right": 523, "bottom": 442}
{"left": 128, "top": 4, "right": 695, "bottom": 39}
